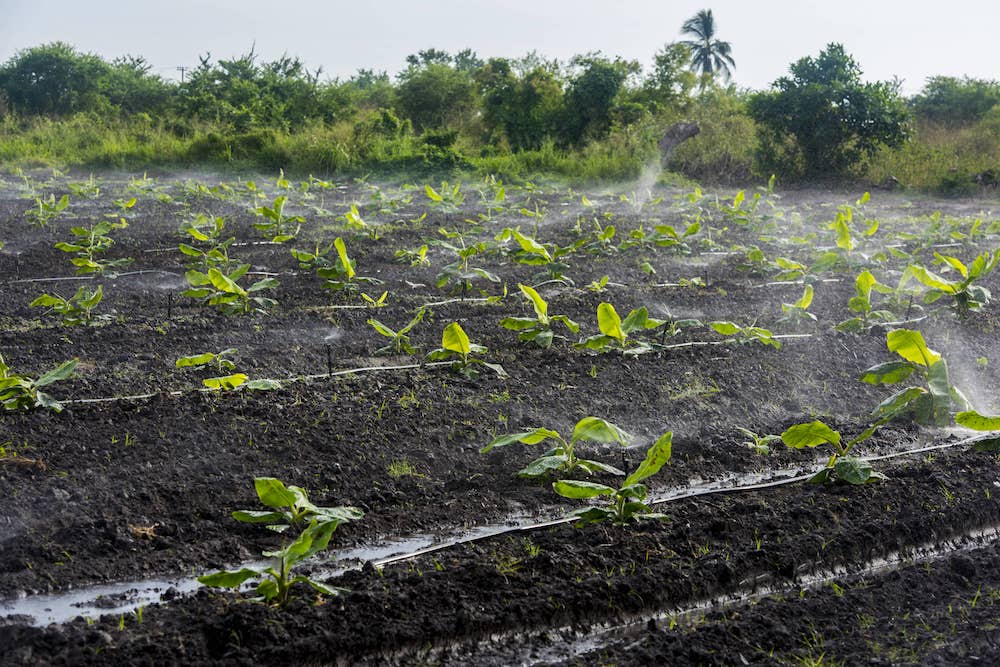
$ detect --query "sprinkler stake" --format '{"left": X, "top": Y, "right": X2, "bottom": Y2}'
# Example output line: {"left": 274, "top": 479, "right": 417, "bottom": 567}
{"left": 167, "top": 292, "right": 173, "bottom": 320}
{"left": 326, "top": 344, "right": 333, "bottom": 378}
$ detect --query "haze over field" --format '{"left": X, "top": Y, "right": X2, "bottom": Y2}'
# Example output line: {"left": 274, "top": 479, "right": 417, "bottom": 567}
{"left": 2, "top": 0, "right": 998, "bottom": 91}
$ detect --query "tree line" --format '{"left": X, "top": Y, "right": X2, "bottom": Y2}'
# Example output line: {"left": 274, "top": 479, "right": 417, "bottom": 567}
{"left": 1, "top": 9, "right": 997, "bottom": 179}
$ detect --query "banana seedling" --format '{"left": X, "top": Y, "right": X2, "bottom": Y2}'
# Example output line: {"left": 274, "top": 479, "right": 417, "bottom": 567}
{"left": 835, "top": 270, "right": 897, "bottom": 332}
{"left": 184, "top": 264, "right": 279, "bottom": 315}
{"left": 860, "top": 329, "right": 969, "bottom": 426}
{"left": 424, "top": 181, "right": 465, "bottom": 211}
{"left": 434, "top": 235, "right": 499, "bottom": 296}
{"left": 176, "top": 348, "right": 280, "bottom": 391}
{"left": 368, "top": 309, "right": 425, "bottom": 356}
{"left": 909, "top": 249, "right": 999, "bottom": 318}
{"left": 342, "top": 203, "right": 371, "bottom": 235}
{"left": 496, "top": 227, "right": 580, "bottom": 285}
{"left": 199, "top": 519, "right": 347, "bottom": 606}
{"left": 553, "top": 432, "right": 672, "bottom": 526}
{"left": 780, "top": 383, "right": 920, "bottom": 485}
{"left": 178, "top": 214, "right": 236, "bottom": 273}
{"left": 736, "top": 428, "right": 782, "bottom": 455}
{"left": 500, "top": 284, "right": 579, "bottom": 348}
{"left": 575, "top": 303, "right": 666, "bottom": 355}
{"left": 782, "top": 420, "right": 887, "bottom": 485}
{"left": 650, "top": 220, "right": 701, "bottom": 254}
{"left": 24, "top": 193, "right": 70, "bottom": 228}
{"left": 0, "top": 356, "right": 78, "bottom": 412}
{"left": 426, "top": 322, "right": 507, "bottom": 379}
{"left": 319, "top": 238, "right": 383, "bottom": 292}
{"left": 254, "top": 195, "right": 304, "bottom": 242}
{"left": 777, "top": 285, "right": 816, "bottom": 325}
{"left": 394, "top": 244, "right": 429, "bottom": 267}
{"left": 30, "top": 285, "right": 108, "bottom": 326}
{"left": 481, "top": 416, "right": 630, "bottom": 478}
{"left": 708, "top": 321, "right": 781, "bottom": 349}
{"left": 175, "top": 348, "right": 238, "bottom": 374}
{"left": 230, "top": 477, "right": 363, "bottom": 533}
{"left": 69, "top": 175, "right": 101, "bottom": 199}
{"left": 55, "top": 219, "right": 133, "bottom": 275}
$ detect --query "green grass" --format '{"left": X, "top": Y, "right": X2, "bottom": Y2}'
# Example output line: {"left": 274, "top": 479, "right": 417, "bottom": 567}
{"left": 0, "top": 111, "right": 996, "bottom": 193}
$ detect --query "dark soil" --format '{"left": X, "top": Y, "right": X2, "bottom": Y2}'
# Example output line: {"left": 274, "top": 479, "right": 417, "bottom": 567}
{"left": 1, "top": 170, "right": 999, "bottom": 665}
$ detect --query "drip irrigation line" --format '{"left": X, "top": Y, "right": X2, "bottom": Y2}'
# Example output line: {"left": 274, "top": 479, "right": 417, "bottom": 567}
{"left": 657, "top": 333, "right": 813, "bottom": 351}
{"left": 867, "top": 315, "right": 928, "bottom": 328}
{"left": 368, "top": 432, "right": 990, "bottom": 570}
{"left": 59, "top": 331, "right": 818, "bottom": 407}
{"left": 62, "top": 361, "right": 453, "bottom": 405}
{"left": 750, "top": 278, "right": 843, "bottom": 289}
{"left": 418, "top": 296, "right": 492, "bottom": 308}
{"left": 515, "top": 526, "right": 1000, "bottom": 666}
{"left": 5, "top": 269, "right": 181, "bottom": 285}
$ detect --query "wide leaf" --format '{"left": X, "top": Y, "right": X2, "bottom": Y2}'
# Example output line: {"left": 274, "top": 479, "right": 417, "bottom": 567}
{"left": 517, "top": 455, "right": 569, "bottom": 478}
{"left": 860, "top": 361, "right": 915, "bottom": 385}
{"left": 624, "top": 432, "right": 673, "bottom": 487}
{"left": 887, "top": 329, "right": 941, "bottom": 367}
{"left": 254, "top": 477, "right": 298, "bottom": 509}
{"left": 518, "top": 283, "right": 548, "bottom": 320}
{"left": 334, "top": 238, "right": 355, "bottom": 279}
{"left": 781, "top": 421, "right": 841, "bottom": 449}
{"left": 198, "top": 568, "right": 259, "bottom": 589}
{"left": 481, "top": 428, "right": 561, "bottom": 453}
{"left": 596, "top": 303, "right": 625, "bottom": 343}
{"left": 441, "top": 322, "right": 471, "bottom": 356}
{"left": 956, "top": 410, "right": 1000, "bottom": 432}
{"left": 552, "top": 480, "right": 616, "bottom": 499}
{"left": 33, "top": 359, "right": 78, "bottom": 387}
{"left": 571, "top": 417, "right": 631, "bottom": 445}
{"left": 833, "top": 457, "right": 883, "bottom": 485}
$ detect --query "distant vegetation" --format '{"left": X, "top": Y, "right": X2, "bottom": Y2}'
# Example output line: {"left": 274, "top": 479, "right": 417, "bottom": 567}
{"left": 0, "top": 10, "right": 997, "bottom": 192}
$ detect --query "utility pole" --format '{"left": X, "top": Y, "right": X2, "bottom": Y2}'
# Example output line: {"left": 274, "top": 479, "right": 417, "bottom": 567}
{"left": 176, "top": 66, "right": 188, "bottom": 82}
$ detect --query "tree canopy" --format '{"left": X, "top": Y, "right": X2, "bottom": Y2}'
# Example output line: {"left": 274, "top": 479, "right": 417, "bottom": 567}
{"left": 747, "top": 43, "right": 909, "bottom": 176}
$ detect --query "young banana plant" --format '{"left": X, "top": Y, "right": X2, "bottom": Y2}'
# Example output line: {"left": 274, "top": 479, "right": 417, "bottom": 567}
{"left": 553, "top": 432, "right": 673, "bottom": 526}
{"left": 835, "top": 270, "right": 898, "bottom": 332}
{"left": 481, "top": 416, "right": 631, "bottom": 478}
{"left": 198, "top": 478, "right": 362, "bottom": 606}
{"left": 575, "top": 303, "right": 665, "bottom": 355}
{"left": 860, "top": 329, "right": 969, "bottom": 426}
{"left": 426, "top": 322, "right": 507, "bottom": 379}
{"left": 368, "top": 309, "right": 425, "bottom": 356}
{"left": 499, "top": 284, "right": 579, "bottom": 348}
{"left": 909, "top": 249, "right": 999, "bottom": 318}
{"left": 0, "top": 356, "right": 78, "bottom": 412}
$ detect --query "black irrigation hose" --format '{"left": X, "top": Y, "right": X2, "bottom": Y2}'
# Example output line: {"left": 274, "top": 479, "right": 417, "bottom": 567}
{"left": 368, "top": 431, "right": 992, "bottom": 570}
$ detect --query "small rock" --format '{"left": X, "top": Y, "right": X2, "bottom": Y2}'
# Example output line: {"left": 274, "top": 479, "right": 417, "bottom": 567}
{"left": 51, "top": 488, "right": 70, "bottom": 501}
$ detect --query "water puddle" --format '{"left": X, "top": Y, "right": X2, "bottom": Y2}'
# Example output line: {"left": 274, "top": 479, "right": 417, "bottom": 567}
{"left": 0, "top": 513, "right": 557, "bottom": 626}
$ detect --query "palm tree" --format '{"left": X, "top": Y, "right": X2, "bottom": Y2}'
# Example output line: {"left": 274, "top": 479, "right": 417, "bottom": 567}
{"left": 680, "top": 9, "right": 736, "bottom": 88}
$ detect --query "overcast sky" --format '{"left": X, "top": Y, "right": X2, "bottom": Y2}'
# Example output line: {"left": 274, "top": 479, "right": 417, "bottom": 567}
{"left": 2, "top": 1, "right": 997, "bottom": 94}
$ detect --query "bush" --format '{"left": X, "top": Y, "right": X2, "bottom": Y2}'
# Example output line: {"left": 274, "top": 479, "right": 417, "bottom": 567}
{"left": 748, "top": 43, "right": 909, "bottom": 178}
{"left": 910, "top": 76, "right": 1000, "bottom": 126}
